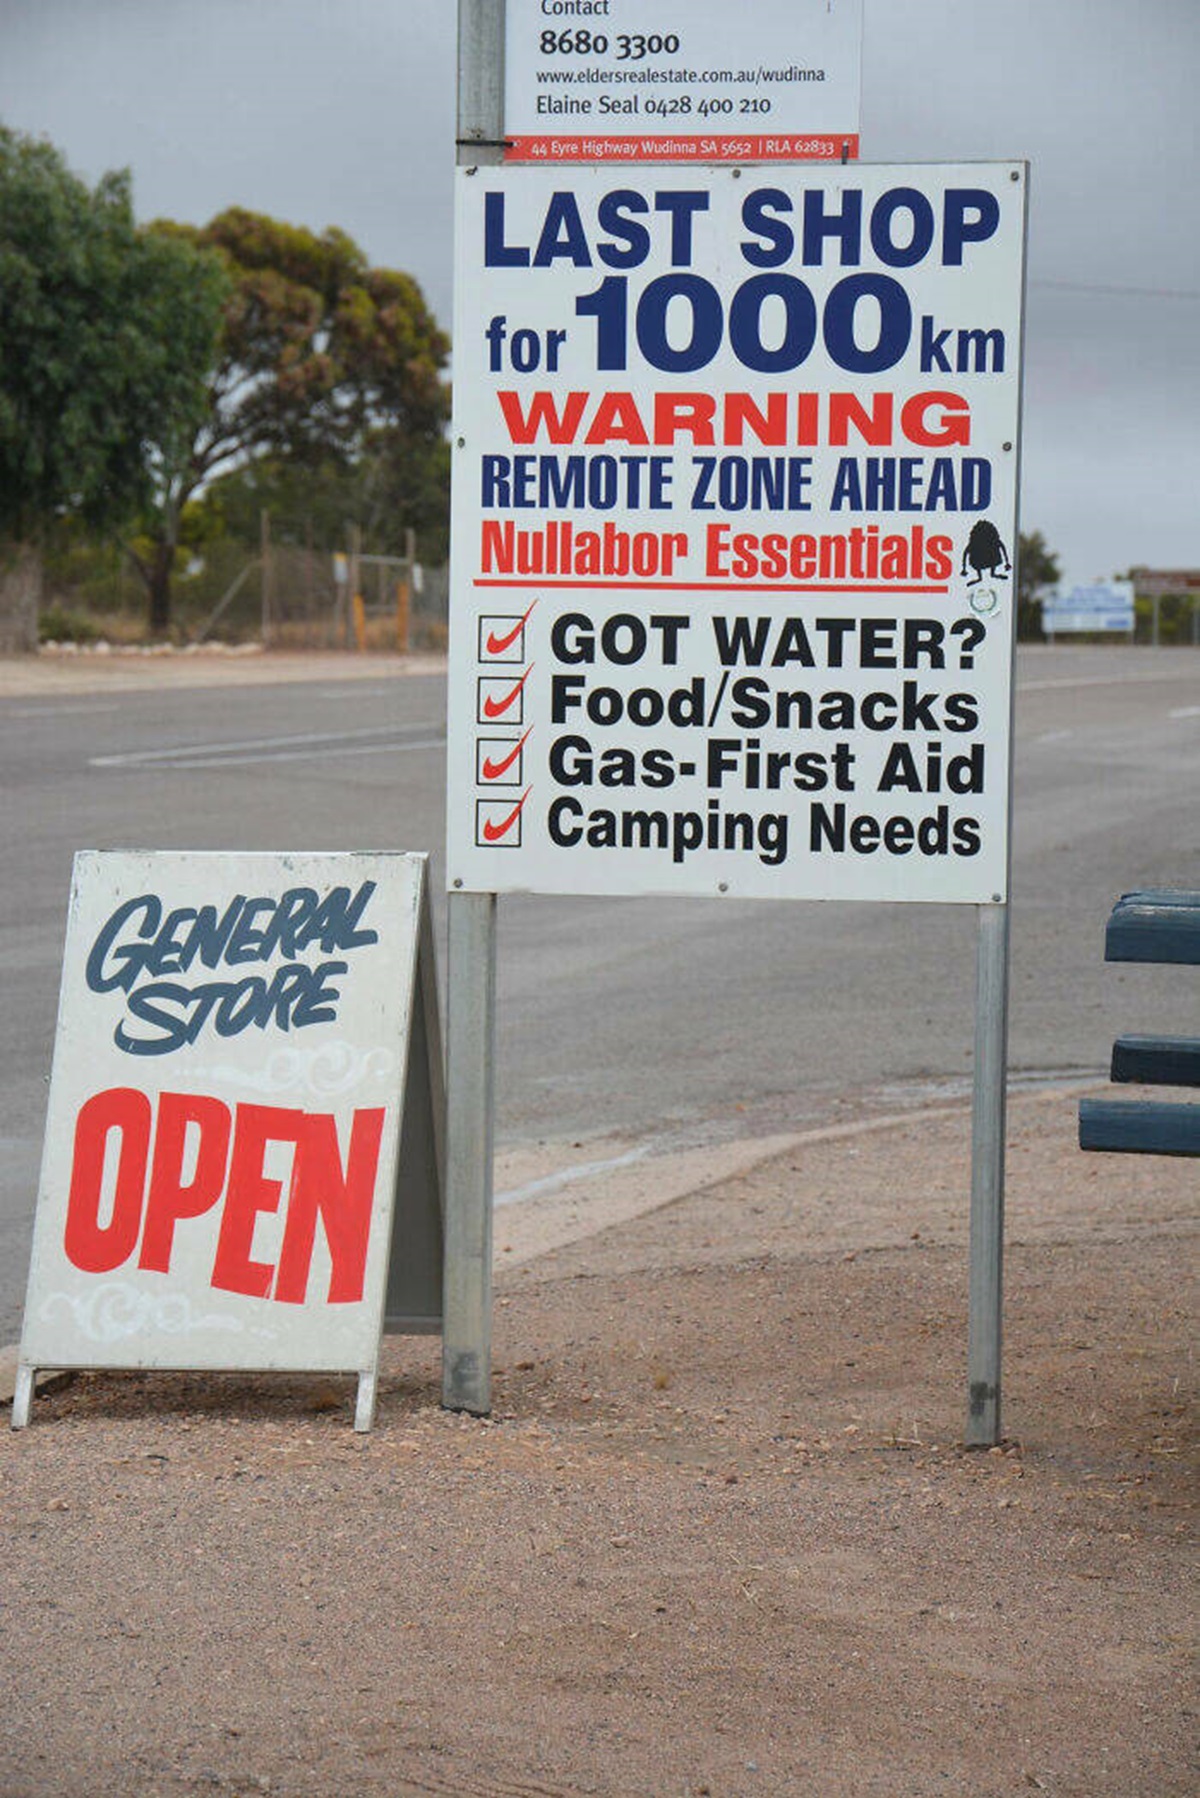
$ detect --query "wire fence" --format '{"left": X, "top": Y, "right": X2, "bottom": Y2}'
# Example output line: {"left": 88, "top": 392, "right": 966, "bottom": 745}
{"left": 40, "top": 524, "right": 449, "bottom": 654}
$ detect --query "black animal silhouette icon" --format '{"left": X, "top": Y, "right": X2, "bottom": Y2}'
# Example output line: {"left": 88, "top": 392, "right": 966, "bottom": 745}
{"left": 960, "top": 520, "right": 1011, "bottom": 587}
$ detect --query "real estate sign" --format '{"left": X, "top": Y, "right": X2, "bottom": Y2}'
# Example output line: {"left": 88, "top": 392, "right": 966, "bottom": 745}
{"left": 503, "top": 0, "right": 863, "bottom": 163}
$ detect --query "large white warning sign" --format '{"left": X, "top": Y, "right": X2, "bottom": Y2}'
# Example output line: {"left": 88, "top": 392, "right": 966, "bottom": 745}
{"left": 447, "top": 164, "right": 1027, "bottom": 903}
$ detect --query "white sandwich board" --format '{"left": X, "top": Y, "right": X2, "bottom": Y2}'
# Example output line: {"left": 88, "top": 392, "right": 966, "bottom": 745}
{"left": 14, "top": 850, "right": 444, "bottom": 1432}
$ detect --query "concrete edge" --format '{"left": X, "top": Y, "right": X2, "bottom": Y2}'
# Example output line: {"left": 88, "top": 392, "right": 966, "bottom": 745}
{"left": 0, "top": 649, "right": 448, "bottom": 700}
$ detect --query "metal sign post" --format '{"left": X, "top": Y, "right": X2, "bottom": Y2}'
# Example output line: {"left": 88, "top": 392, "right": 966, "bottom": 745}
{"left": 967, "top": 226, "right": 1024, "bottom": 1448}
{"left": 443, "top": 0, "right": 506, "bottom": 1414}
{"left": 967, "top": 900, "right": 1011, "bottom": 1446}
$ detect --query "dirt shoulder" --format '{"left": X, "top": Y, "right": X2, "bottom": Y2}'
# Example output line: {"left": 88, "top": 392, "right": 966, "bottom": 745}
{"left": 1, "top": 1089, "right": 1195, "bottom": 1797}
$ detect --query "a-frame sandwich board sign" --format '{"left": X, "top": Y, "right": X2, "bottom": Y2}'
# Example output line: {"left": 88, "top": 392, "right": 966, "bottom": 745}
{"left": 13, "top": 849, "right": 444, "bottom": 1433}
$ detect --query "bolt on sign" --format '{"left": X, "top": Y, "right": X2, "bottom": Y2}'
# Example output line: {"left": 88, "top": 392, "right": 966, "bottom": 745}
{"left": 446, "top": 163, "right": 1028, "bottom": 903}
{"left": 503, "top": 0, "right": 864, "bottom": 164}
{"left": 13, "top": 851, "right": 444, "bottom": 1432}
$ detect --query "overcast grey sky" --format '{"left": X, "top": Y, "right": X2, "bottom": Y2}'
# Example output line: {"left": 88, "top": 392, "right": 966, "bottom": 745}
{"left": 1, "top": 0, "right": 1197, "bottom": 589}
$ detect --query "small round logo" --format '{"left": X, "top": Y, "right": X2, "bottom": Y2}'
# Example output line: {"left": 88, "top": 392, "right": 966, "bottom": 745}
{"left": 970, "top": 586, "right": 1000, "bottom": 616}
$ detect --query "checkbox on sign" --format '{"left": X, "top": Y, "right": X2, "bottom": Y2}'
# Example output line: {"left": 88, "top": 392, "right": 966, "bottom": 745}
{"left": 476, "top": 788, "right": 530, "bottom": 848}
{"left": 477, "top": 730, "right": 530, "bottom": 787}
{"left": 478, "top": 605, "right": 533, "bottom": 663}
{"left": 477, "top": 668, "right": 531, "bottom": 726}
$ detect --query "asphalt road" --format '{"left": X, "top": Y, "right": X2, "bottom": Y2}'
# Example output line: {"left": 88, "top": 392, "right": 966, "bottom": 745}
{"left": 2, "top": 646, "right": 1197, "bottom": 1339}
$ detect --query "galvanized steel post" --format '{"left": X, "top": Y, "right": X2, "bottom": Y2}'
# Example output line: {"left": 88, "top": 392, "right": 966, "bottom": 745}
{"left": 966, "top": 901, "right": 1010, "bottom": 1446}
{"left": 443, "top": 0, "right": 506, "bottom": 1415}
{"left": 443, "top": 891, "right": 497, "bottom": 1413}
{"left": 458, "top": 0, "right": 506, "bottom": 162}
{"left": 966, "top": 166, "right": 1024, "bottom": 1448}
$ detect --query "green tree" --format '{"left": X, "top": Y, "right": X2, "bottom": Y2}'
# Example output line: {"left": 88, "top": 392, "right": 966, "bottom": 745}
{"left": 0, "top": 128, "right": 227, "bottom": 651}
{"left": 195, "top": 433, "right": 452, "bottom": 569}
{"left": 137, "top": 209, "right": 450, "bottom": 631}
{"left": 1016, "top": 530, "right": 1061, "bottom": 640}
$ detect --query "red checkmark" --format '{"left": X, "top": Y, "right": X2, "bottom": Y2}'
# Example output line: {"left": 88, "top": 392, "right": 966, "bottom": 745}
{"left": 485, "top": 600, "right": 537, "bottom": 657}
{"left": 481, "top": 726, "right": 533, "bottom": 781}
{"left": 482, "top": 787, "right": 531, "bottom": 843}
{"left": 482, "top": 665, "right": 533, "bottom": 719}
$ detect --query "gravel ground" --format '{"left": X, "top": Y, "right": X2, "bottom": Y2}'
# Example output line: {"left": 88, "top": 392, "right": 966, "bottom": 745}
{"left": 1, "top": 1089, "right": 1195, "bottom": 1798}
